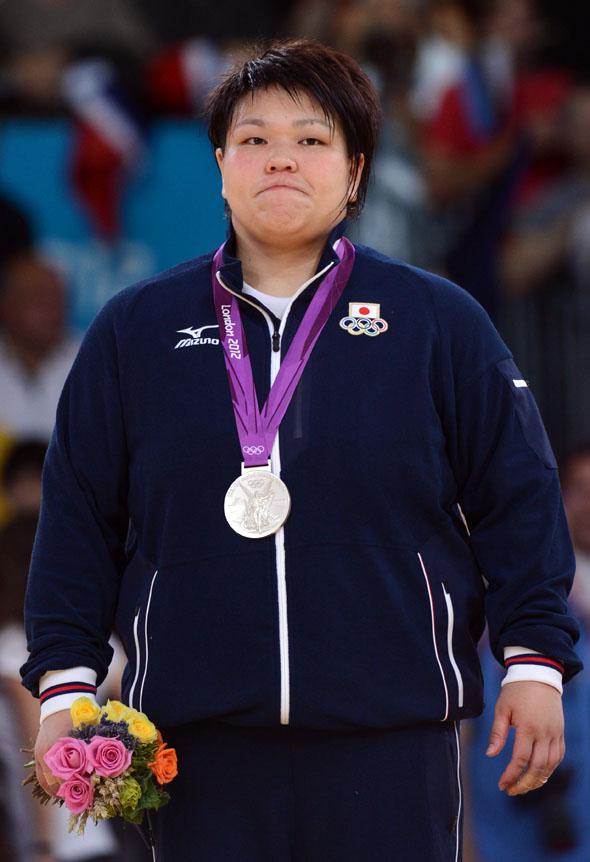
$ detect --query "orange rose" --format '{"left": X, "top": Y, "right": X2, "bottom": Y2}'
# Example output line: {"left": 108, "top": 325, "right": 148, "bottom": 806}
{"left": 148, "top": 741, "right": 178, "bottom": 785}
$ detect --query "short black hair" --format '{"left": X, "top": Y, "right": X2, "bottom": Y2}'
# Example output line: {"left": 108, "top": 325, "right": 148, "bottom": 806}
{"left": 206, "top": 39, "right": 382, "bottom": 218}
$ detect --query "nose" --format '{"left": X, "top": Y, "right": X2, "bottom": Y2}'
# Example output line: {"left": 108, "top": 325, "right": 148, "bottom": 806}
{"left": 265, "top": 149, "right": 297, "bottom": 172}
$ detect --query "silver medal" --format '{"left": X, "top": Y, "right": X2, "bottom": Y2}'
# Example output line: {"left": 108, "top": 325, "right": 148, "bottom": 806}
{"left": 224, "top": 464, "right": 291, "bottom": 538}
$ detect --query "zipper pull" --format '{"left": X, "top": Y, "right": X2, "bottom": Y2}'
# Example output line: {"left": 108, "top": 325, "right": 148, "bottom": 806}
{"left": 272, "top": 327, "right": 281, "bottom": 353}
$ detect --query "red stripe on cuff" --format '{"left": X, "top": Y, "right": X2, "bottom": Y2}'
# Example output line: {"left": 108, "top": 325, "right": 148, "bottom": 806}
{"left": 39, "top": 683, "right": 97, "bottom": 703}
{"left": 504, "top": 656, "right": 564, "bottom": 673}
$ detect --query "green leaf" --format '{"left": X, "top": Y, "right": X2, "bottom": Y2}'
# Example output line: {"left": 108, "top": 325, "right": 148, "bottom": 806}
{"left": 139, "top": 779, "right": 160, "bottom": 810}
{"left": 123, "top": 808, "right": 145, "bottom": 825}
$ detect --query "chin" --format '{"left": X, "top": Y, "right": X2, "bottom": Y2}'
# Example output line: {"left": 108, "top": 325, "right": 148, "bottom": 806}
{"left": 252, "top": 208, "right": 319, "bottom": 241}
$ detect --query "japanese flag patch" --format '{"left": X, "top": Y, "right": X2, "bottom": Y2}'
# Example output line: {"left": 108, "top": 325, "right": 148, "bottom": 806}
{"left": 339, "top": 302, "right": 389, "bottom": 337}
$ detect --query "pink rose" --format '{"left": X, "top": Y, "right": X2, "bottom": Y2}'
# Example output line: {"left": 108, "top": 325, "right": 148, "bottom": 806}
{"left": 86, "top": 736, "right": 132, "bottom": 778}
{"left": 56, "top": 773, "right": 94, "bottom": 814}
{"left": 44, "top": 738, "right": 90, "bottom": 780}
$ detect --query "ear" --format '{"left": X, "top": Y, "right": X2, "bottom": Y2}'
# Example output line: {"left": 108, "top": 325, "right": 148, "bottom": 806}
{"left": 215, "top": 147, "right": 226, "bottom": 198}
{"left": 349, "top": 153, "right": 365, "bottom": 203}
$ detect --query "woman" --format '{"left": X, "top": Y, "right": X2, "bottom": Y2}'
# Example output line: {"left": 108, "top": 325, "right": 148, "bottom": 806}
{"left": 22, "top": 40, "right": 580, "bottom": 861}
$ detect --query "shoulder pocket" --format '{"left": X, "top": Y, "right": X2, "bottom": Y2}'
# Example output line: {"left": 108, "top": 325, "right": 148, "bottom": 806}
{"left": 495, "top": 357, "right": 557, "bottom": 469}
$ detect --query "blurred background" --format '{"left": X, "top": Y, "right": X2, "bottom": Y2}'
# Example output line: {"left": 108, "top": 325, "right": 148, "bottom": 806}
{"left": 0, "top": 1, "right": 589, "bottom": 860}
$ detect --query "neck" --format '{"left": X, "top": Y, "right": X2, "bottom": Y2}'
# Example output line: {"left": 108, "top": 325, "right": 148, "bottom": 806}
{"left": 234, "top": 229, "right": 330, "bottom": 297}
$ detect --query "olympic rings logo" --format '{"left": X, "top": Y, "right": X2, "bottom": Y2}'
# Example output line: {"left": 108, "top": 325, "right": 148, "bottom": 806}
{"left": 339, "top": 315, "right": 389, "bottom": 337}
{"left": 242, "top": 445, "right": 265, "bottom": 455}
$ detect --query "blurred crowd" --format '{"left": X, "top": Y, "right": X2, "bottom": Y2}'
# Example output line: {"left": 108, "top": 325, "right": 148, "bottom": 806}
{"left": 0, "top": 1, "right": 589, "bottom": 860}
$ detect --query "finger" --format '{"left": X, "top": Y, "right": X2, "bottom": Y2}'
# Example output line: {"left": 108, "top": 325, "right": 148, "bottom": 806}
{"left": 36, "top": 765, "right": 55, "bottom": 795}
{"left": 548, "top": 737, "right": 564, "bottom": 773}
{"left": 487, "top": 708, "right": 510, "bottom": 756}
{"left": 507, "top": 739, "right": 551, "bottom": 795}
{"left": 498, "top": 728, "right": 534, "bottom": 791}
{"left": 35, "top": 742, "right": 60, "bottom": 791}
{"left": 36, "top": 759, "right": 60, "bottom": 796}
{"left": 35, "top": 769, "right": 52, "bottom": 795}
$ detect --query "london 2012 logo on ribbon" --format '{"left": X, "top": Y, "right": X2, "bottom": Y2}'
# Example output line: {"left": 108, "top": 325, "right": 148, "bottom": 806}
{"left": 339, "top": 302, "right": 389, "bottom": 337}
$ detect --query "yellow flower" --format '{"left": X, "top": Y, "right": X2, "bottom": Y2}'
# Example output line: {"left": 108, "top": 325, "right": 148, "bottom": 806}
{"left": 100, "top": 699, "right": 134, "bottom": 724}
{"left": 126, "top": 710, "right": 158, "bottom": 744}
{"left": 70, "top": 696, "right": 101, "bottom": 727}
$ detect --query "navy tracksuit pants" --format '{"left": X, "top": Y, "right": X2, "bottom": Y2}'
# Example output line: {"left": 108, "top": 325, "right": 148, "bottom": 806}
{"left": 149, "top": 719, "right": 462, "bottom": 861}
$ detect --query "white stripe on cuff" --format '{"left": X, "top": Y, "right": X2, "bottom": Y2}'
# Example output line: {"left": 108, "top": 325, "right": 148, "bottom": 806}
{"left": 501, "top": 664, "right": 563, "bottom": 694}
{"left": 40, "top": 690, "right": 100, "bottom": 723}
{"left": 39, "top": 667, "right": 98, "bottom": 724}
{"left": 503, "top": 646, "right": 542, "bottom": 659}
{"left": 39, "top": 666, "right": 97, "bottom": 693}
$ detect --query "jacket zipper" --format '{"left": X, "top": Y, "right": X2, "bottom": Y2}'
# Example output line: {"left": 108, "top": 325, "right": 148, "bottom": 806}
{"left": 441, "top": 582, "right": 464, "bottom": 708}
{"left": 417, "top": 552, "right": 449, "bottom": 721}
{"left": 128, "top": 569, "right": 159, "bottom": 711}
{"left": 269, "top": 320, "right": 290, "bottom": 723}
{"left": 217, "top": 261, "right": 334, "bottom": 725}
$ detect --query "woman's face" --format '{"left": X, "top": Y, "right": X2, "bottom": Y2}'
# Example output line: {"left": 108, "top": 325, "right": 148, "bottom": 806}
{"left": 215, "top": 87, "right": 363, "bottom": 250}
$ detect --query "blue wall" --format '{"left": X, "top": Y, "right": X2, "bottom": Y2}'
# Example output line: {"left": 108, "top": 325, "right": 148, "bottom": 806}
{"left": 0, "top": 119, "right": 226, "bottom": 331}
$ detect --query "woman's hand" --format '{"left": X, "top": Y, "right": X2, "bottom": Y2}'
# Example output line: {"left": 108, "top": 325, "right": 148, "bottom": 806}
{"left": 486, "top": 681, "right": 565, "bottom": 795}
{"left": 34, "top": 708, "right": 73, "bottom": 795}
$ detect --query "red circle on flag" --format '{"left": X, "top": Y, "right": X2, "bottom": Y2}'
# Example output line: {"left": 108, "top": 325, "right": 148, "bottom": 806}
{"left": 359, "top": 306, "right": 371, "bottom": 315}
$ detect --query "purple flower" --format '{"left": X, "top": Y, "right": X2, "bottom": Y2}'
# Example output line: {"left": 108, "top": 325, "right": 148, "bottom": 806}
{"left": 86, "top": 735, "right": 132, "bottom": 778}
{"left": 56, "top": 773, "right": 94, "bottom": 814}
{"left": 71, "top": 718, "right": 138, "bottom": 749}
{"left": 44, "top": 738, "right": 90, "bottom": 780}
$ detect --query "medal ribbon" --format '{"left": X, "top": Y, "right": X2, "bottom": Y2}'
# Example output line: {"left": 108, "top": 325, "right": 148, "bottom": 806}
{"left": 212, "top": 237, "right": 355, "bottom": 467}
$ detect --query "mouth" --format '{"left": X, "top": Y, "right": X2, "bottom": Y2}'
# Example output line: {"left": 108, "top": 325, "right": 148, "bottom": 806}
{"left": 258, "top": 184, "right": 306, "bottom": 194}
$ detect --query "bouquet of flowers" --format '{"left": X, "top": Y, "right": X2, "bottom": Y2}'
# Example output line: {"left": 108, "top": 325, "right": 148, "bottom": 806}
{"left": 23, "top": 696, "right": 177, "bottom": 835}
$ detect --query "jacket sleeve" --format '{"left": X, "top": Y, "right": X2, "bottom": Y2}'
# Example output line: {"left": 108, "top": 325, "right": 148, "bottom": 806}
{"left": 431, "top": 277, "right": 582, "bottom": 683}
{"left": 20, "top": 298, "right": 130, "bottom": 698}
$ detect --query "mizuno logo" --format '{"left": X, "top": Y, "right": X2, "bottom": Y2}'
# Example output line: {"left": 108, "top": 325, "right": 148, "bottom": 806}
{"left": 178, "top": 325, "right": 219, "bottom": 339}
{"left": 174, "top": 324, "right": 219, "bottom": 349}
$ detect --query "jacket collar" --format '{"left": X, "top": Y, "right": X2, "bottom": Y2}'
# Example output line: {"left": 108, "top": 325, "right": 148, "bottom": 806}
{"left": 216, "top": 219, "right": 348, "bottom": 295}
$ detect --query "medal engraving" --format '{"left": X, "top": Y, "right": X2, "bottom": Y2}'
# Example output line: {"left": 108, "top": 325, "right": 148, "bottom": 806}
{"left": 224, "top": 467, "right": 291, "bottom": 538}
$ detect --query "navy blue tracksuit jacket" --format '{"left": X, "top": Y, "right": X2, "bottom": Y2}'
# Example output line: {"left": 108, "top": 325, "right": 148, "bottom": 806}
{"left": 21, "top": 222, "right": 581, "bottom": 732}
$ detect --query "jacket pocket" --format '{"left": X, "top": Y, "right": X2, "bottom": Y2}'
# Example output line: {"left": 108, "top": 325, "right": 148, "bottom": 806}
{"left": 441, "top": 582, "right": 464, "bottom": 708}
{"left": 128, "top": 552, "right": 278, "bottom": 728}
{"left": 287, "top": 542, "right": 452, "bottom": 729}
{"left": 417, "top": 526, "right": 485, "bottom": 718}
{"left": 417, "top": 552, "right": 450, "bottom": 721}
{"left": 127, "top": 569, "right": 159, "bottom": 712}
{"left": 418, "top": 554, "right": 467, "bottom": 713}
{"left": 114, "top": 547, "right": 159, "bottom": 710}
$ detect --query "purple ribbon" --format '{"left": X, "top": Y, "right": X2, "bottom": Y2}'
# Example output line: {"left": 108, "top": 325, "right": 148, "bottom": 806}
{"left": 212, "top": 237, "right": 355, "bottom": 467}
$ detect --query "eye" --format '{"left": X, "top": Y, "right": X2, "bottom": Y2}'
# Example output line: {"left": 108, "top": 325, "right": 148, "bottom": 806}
{"left": 300, "top": 137, "right": 324, "bottom": 146}
{"left": 242, "top": 137, "right": 266, "bottom": 145}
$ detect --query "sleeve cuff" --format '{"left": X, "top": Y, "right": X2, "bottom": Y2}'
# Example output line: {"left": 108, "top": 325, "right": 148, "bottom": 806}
{"left": 501, "top": 646, "right": 563, "bottom": 694}
{"left": 39, "top": 667, "right": 98, "bottom": 723}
